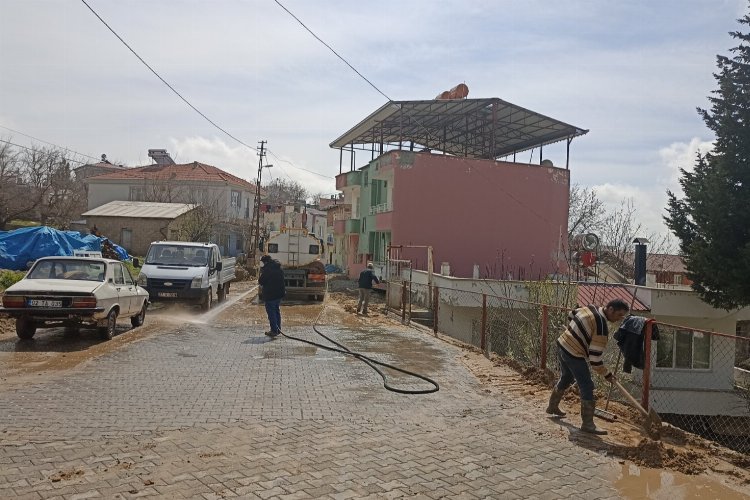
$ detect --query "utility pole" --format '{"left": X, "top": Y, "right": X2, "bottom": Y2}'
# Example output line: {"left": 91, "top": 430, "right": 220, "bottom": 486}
{"left": 248, "top": 140, "right": 268, "bottom": 275}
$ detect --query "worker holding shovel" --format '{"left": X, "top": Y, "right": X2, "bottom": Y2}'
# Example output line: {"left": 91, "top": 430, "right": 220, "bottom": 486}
{"left": 546, "top": 298, "right": 630, "bottom": 435}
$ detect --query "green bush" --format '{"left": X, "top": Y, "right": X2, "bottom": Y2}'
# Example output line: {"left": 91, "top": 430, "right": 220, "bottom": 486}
{"left": 123, "top": 260, "right": 141, "bottom": 279}
{"left": 0, "top": 270, "right": 25, "bottom": 292}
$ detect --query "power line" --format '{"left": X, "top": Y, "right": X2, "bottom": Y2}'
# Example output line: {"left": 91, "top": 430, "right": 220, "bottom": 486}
{"left": 272, "top": 0, "right": 392, "bottom": 102}
{"left": 79, "top": 0, "right": 333, "bottom": 181}
{"left": 0, "top": 125, "right": 100, "bottom": 162}
{"left": 0, "top": 139, "right": 90, "bottom": 165}
{"left": 273, "top": 1, "right": 557, "bottom": 230}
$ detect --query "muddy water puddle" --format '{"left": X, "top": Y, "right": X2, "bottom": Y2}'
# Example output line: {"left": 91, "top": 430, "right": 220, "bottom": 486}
{"left": 616, "top": 462, "right": 748, "bottom": 499}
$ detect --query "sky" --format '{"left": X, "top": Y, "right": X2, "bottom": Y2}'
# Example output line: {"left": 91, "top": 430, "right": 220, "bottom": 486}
{"left": 0, "top": 0, "right": 745, "bottom": 239}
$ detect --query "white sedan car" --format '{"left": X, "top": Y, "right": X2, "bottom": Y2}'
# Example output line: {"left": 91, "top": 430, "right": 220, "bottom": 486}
{"left": 0, "top": 257, "right": 149, "bottom": 340}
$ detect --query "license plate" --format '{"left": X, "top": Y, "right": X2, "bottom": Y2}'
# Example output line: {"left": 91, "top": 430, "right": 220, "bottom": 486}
{"left": 28, "top": 299, "right": 63, "bottom": 307}
{"left": 158, "top": 292, "right": 178, "bottom": 298}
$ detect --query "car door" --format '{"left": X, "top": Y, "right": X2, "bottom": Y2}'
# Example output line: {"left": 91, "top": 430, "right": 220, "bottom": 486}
{"left": 112, "top": 263, "right": 132, "bottom": 316}
{"left": 121, "top": 264, "right": 140, "bottom": 315}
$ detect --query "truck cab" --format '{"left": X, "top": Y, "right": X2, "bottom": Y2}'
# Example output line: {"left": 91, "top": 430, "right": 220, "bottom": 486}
{"left": 138, "top": 241, "right": 236, "bottom": 310}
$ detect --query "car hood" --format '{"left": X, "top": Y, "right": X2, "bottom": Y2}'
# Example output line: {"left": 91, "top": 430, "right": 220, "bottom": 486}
{"left": 6, "top": 279, "right": 101, "bottom": 294}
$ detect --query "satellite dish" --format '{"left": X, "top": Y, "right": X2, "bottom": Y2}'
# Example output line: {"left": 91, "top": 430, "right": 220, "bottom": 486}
{"left": 582, "top": 233, "right": 600, "bottom": 251}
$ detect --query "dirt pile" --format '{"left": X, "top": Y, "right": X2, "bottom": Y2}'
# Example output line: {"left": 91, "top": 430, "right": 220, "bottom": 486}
{"left": 610, "top": 438, "right": 707, "bottom": 475}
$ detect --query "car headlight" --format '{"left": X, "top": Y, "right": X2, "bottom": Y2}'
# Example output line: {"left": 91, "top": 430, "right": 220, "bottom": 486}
{"left": 137, "top": 273, "right": 148, "bottom": 286}
{"left": 191, "top": 276, "right": 205, "bottom": 288}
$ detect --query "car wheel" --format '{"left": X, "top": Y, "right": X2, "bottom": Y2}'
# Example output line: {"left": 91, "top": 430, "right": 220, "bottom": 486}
{"left": 15, "top": 317, "right": 36, "bottom": 340}
{"left": 130, "top": 302, "right": 147, "bottom": 327}
{"left": 99, "top": 309, "right": 117, "bottom": 340}
{"left": 201, "top": 288, "right": 212, "bottom": 311}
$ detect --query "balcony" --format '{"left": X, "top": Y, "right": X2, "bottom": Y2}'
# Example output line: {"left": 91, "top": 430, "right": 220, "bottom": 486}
{"left": 368, "top": 201, "right": 393, "bottom": 215}
{"left": 335, "top": 218, "right": 360, "bottom": 234}
{"left": 335, "top": 170, "right": 362, "bottom": 190}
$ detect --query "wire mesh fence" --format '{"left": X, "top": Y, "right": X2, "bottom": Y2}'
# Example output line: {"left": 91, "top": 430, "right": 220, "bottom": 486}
{"left": 385, "top": 278, "right": 750, "bottom": 454}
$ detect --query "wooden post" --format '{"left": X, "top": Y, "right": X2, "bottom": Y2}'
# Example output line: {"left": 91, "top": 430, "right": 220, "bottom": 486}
{"left": 481, "top": 294, "right": 488, "bottom": 357}
{"left": 541, "top": 305, "right": 549, "bottom": 370}
{"left": 642, "top": 320, "right": 654, "bottom": 410}
{"left": 432, "top": 287, "right": 439, "bottom": 336}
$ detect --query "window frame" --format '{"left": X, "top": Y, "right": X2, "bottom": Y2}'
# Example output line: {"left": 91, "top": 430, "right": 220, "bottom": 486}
{"left": 656, "top": 328, "right": 712, "bottom": 371}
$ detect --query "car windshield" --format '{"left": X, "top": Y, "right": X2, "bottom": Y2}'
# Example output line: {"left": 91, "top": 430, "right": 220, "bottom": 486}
{"left": 146, "top": 244, "right": 209, "bottom": 266}
{"left": 27, "top": 259, "right": 106, "bottom": 281}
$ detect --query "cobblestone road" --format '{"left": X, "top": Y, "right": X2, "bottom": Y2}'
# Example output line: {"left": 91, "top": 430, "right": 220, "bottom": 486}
{"left": 0, "top": 294, "right": 692, "bottom": 499}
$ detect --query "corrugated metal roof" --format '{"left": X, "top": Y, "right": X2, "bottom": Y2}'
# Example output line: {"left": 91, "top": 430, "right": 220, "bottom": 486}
{"left": 576, "top": 283, "right": 650, "bottom": 312}
{"left": 330, "top": 97, "right": 587, "bottom": 159}
{"left": 82, "top": 201, "right": 195, "bottom": 219}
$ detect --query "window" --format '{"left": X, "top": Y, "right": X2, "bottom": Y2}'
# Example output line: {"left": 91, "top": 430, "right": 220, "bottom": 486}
{"left": 308, "top": 245, "right": 320, "bottom": 255}
{"left": 129, "top": 186, "right": 145, "bottom": 201}
{"left": 268, "top": 243, "right": 279, "bottom": 253}
{"left": 122, "top": 265, "right": 135, "bottom": 285}
{"left": 364, "top": 172, "right": 369, "bottom": 186}
{"left": 231, "top": 190, "right": 241, "bottom": 208}
{"left": 236, "top": 235, "right": 243, "bottom": 251}
{"left": 113, "top": 264, "right": 125, "bottom": 285}
{"left": 656, "top": 329, "right": 711, "bottom": 369}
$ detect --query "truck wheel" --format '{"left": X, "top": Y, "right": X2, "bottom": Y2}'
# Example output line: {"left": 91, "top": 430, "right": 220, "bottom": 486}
{"left": 131, "top": 302, "right": 147, "bottom": 327}
{"left": 201, "top": 288, "right": 213, "bottom": 311}
{"left": 99, "top": 309, "right": 117, "bottom": 340}
{"left": 217, "top": 285, "right": 226, "bottom": 303}
{"left": 16, "top": 317, "right": 36, "bottom": 340}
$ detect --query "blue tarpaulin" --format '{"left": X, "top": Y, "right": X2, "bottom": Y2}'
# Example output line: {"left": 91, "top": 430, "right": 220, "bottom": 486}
{"left": 0, "top": 226, "right": 129, "bottom": 270}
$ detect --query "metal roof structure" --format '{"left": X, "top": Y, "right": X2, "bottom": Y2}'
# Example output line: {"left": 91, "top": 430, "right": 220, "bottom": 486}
{"left": 82, "top": 201, "right": 196, "bottom": 219}
{"left": 330, "top": 98, "right": 588, "bottom": 165}
{"left": 576, "top": 283, "right": 650, "bottom": 312}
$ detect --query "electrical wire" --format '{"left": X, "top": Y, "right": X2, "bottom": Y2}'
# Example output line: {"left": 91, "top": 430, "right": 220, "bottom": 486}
{"left": 0, "top": 125, "right": 101, "bottom": 163}
{"left": 272, "top": 0, "right": 561, "bottom": 230}
{"left": 79, "top": 0, "right": 332, "bottom": 181}
{"left": 0, "top": 139, "right": 90, "bottom": 165}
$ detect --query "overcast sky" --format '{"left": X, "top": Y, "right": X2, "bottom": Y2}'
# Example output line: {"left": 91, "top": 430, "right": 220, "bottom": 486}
{"left": 0, "top": 0, "right": 744, "bottom": 238}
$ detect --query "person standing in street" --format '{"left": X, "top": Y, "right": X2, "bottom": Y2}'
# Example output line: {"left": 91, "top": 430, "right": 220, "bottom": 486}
{"left": 356, "top": 262, "right": 380, "bottom": 315}
{"left": 546, "top": 298, "right": 629, "bottom": 435}
{"left": 259, "top": 255, "right": 285, "bottom": 338}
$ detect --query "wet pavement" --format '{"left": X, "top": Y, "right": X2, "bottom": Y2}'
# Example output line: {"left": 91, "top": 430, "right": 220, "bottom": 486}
{"left": 1, "top": 286, "right": 748, "bottom": 499}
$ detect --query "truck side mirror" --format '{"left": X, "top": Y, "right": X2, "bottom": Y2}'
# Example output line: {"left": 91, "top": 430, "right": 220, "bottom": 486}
{"left": 215, "top": 261, "right": 223, "bottom": 272}
{"left": 132, "top": 258, "right": 141, "bottom": 268}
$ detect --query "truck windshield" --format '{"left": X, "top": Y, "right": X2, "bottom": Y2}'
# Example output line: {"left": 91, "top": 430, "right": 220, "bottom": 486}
{"left": 146, "top": 245, "right": 209, "bottom": 266}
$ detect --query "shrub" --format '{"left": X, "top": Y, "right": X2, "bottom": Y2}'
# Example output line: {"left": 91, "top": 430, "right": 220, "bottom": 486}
{"left": 0, "top": 270, "right": 25, "bottom": 292}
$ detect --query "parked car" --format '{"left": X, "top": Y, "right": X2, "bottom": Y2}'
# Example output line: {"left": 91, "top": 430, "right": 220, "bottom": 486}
{"left": 137, "top": 241, "right": 236, "bottom": 310}
{"left": 0, "top": 256, "right": 149, "bottom": 340}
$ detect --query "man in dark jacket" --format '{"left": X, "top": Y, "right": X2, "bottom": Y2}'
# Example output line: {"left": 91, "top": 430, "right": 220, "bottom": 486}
{"left": 357, "top": 262, "right": 380, "bottom": 315}
{"left": 259, "top": 255, "right": 285, "bottom": 337}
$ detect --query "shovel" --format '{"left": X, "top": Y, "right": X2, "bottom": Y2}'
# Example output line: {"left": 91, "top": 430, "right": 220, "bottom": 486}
{"left": 611, "top": 378, "right": 662, "bottom": 439}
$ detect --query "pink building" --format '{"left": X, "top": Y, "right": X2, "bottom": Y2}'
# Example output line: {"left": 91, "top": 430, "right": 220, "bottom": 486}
{"left": 332, "top": 97, "right": 587, "bottom": 280}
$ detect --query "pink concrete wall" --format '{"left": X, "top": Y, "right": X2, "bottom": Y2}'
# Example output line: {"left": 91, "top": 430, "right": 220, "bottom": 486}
{"left": 389, "top": 152, "right": 569, "bottom": 279}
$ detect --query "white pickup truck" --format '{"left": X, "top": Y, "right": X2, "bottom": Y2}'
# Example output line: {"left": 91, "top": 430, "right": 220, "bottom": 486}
{"left": 137, "top": 241, "right": 235, "bottom": 310}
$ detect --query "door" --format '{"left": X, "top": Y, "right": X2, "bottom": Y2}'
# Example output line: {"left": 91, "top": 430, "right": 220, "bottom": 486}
{"left": 112, "top": 263, "right": 133, "bottom": 315}
{"left": 121, "top": 264, "right": 140, "bottom": 315}
{"left": 120, "top": 229, "right": 133, "bottom": 252}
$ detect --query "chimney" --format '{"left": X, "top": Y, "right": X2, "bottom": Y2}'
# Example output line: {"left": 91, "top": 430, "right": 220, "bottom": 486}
{"left": 633, "top": 238, "right": 649, "bottom": 286}
{"left": 147, "top": 149, "right": 175, "bottom": 166}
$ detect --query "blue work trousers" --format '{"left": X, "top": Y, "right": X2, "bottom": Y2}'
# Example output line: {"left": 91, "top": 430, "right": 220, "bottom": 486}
{"left": 264, "top": 298, "right": 282, "bottom": 333}
{"left": 556, "top": 345, "right": 595, "bottom": 401}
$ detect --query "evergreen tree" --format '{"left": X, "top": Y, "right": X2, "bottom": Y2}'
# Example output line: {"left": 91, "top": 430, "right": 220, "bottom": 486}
{"left": 665, "top": 8, "right": 750, "bottom": 309}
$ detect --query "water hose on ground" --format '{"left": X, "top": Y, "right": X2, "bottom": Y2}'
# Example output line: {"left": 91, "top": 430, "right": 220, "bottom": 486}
{"left": 275, "top": 285, "right": 439, "bottom": 395}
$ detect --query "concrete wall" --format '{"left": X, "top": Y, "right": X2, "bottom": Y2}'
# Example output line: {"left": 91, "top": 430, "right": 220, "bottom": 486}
{"left": 86, "top": 215, "right": 177, "bottom": 256}
{"left": 381, "top": 151, "right": 569, "bottom": 279}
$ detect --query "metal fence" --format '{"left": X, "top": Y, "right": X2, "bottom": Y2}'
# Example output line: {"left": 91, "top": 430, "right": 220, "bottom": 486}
{"left": 386, "top": 280, "right": 750, "bottom": 454}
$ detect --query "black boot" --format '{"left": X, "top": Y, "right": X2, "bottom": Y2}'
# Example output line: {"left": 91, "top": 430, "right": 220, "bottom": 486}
{"left": 546, "top": 388, "right": 567, "bottom": 416}
{"left": 580, "top": 400, "right": 607, "bottom": 435}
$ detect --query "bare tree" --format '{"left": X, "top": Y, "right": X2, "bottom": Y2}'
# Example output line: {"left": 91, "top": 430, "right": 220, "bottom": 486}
{"left": 568, "top": 184, "right": 605, "bottom": 240}
{"left": 263, "top": 178, "right": 308, "bottom": 205}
